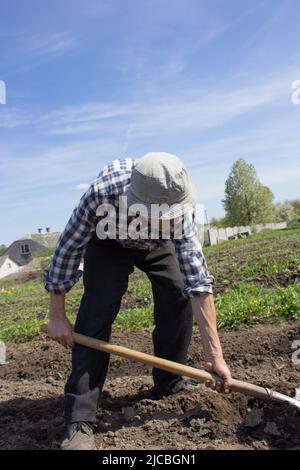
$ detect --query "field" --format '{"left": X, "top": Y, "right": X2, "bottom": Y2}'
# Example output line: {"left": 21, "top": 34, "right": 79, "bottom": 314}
{"left": 0, "top": 228, "right": 299, "bottom": 450}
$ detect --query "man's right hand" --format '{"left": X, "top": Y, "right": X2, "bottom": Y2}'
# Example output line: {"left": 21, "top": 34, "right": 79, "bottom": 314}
{"left": 48, "top": 317, "right": 74, "bottom": 348}
{"left": 48, "top": 292, "right": 74, "bottom": 348}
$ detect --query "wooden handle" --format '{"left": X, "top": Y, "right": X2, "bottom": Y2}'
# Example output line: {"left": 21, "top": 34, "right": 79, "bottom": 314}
{"left": 73, "top": 332, "right": 276, "bottom": 401}
{"left": 40, "top": 324, "right": 272, "bottom": 401}
{"left": 41, "top": 325, "right": 300, "bottom": 408}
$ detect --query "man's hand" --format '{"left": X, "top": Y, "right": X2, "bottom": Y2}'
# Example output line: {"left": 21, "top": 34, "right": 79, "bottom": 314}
{"left": 48, "top": 317, "right": 74, "bottom": 349}
{"left": 48, "top": 292, "right": 74, "bottom": 348}
{"left": 204, "top": 358, "right": 232, "bottom": 394}
{"left": 191, "top": 295, "right": 233, "bottom": 394}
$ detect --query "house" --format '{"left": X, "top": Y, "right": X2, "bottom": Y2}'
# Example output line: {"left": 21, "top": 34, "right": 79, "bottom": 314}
{"left": 4, "top": 228, "right": 60, "bottom": 267}
{"left": 0, "top": 255, "right": 21, "bottom": 279}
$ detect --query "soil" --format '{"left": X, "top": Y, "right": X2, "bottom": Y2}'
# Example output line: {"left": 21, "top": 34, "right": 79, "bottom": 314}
{"left": 0, "top": 322, "right": 300, "bottom": 450}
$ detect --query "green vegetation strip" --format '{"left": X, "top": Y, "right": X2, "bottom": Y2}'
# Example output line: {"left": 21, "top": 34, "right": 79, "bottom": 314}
{"left": 0, "top": 228, "right": 299, "bottom": 342}
{"left": 0, "top": 281, "right": 299, "bottom": 342}
{"left": 205, "top": 228, "right": 300, "bottom": 290}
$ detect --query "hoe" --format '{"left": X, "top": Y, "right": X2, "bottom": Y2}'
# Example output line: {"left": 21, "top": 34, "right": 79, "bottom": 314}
{"left": 41, "top": 325, "right": 300, "bottom": 410}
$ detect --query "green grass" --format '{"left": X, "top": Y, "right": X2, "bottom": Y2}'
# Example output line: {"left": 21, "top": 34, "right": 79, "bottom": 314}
{"left": 1, "top": 281, "right": 298, "bottom": 341}
{"left": 114, "top": 305, "right": 154, "bottom": 331}
{"left": 215, "top": 281, "right": 300, "bottom": 329}
{"left": 204, "top": 228, "right": 300, "bottom": 289}
{"left": 0, "top": 228, "right": 299, "bottom": 342}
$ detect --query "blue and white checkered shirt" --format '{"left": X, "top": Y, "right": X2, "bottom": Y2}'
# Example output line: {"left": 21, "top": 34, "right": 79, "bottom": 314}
{"left": 44, "top": 158, "right": 214, "bottom": 297}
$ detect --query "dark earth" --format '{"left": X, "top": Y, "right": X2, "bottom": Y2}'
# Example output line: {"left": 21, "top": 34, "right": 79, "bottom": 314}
{"left": 0, "top": 322, "right": 300, "bottom": 450}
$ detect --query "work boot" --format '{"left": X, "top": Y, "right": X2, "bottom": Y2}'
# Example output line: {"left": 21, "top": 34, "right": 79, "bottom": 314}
{"left": 60, "top": 422, "right": 97, "bottom": 450}
{"left": 150, "top": 378, "right": 200, "bottom": 400}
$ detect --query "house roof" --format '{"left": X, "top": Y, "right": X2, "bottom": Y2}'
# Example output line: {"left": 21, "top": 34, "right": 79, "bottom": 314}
{"left": 17, "top": 232, "right": 60, "bottom": 248}
{"left": 0, "top": 254, "right": 19, "bottom": 268}
{"left": 0, "top": 255, "right": 7, "bottom": 268}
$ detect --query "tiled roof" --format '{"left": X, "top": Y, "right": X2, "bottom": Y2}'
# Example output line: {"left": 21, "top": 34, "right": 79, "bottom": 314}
{"left": 0, "top": 254, "right": 17, "bottom": 268}
{"left": 18, "top": 232, "right": 60, "bottom": 248}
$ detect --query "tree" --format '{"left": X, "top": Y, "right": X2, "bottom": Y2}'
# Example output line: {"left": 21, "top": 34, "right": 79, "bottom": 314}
{"left": 210, "top": 217, "right": 228, "bottom": 228}
{"left": 0, "top": 244, "right": 7, "bottom": 256}
{"left": 223, "top": 159, "right": 275, "bottom": 226}
{"left": 290, "top": 199, "right": 300, "bottom": 219}
{"left": 275, "top": 202, "right": 296, "bottom": 222}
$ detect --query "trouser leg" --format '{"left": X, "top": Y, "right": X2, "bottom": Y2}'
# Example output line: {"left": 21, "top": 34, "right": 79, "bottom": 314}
{"left": 64, "top": 239, "right": 134, "bottom": 423}
{"left": 136, "top": 241, "right": 193, "bottom": 393}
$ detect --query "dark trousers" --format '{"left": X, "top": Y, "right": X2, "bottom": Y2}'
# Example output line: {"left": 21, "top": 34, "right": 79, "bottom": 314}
{"left": 64, "top": 236, "right": 193, "bottom": 423}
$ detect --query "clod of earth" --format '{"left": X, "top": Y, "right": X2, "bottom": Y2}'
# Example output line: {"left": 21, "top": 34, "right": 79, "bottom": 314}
{"left": 244, "top": 409, "right": 264, "bottom": 428}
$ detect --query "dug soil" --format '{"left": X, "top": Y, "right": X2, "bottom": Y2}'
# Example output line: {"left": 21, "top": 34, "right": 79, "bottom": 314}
{"left": 0, "top": 322, "right": 299, "bottom": 450}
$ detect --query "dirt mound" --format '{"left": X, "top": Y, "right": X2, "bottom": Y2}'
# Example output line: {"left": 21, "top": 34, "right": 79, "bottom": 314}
{"left": 0, "top": 322, "right": 300, "bottom": 450}
{"left": 248, "top": 271, "right": 300, "bottom": 288}
{"left": 3, "top": 269, "right": 43, "bottom": 283}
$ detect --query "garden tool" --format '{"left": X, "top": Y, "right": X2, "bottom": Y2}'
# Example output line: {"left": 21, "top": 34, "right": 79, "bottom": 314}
{"left": 41, "top": 325, "right": 300, "bottom": 410}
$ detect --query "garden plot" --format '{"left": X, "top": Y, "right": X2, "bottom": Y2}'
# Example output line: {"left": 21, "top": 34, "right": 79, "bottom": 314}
{"left": 0, "top": 228, "right": 299, "bottom": 449}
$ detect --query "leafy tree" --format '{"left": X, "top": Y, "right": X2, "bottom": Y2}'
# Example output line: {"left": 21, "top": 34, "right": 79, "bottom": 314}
{"left": 210, "top": 217, "right": 228, "bottom": 228}
{"left": 275, "top": 202, "right": 296, "bottom": 222}
{"left": 290, "top": 199, "right": 300, "bottom": 219}
{"left": 0, "top": 244, "right": 7, "bottom": 256}
{"left": 223, "top": 159, "right": 275, "bottom": 225}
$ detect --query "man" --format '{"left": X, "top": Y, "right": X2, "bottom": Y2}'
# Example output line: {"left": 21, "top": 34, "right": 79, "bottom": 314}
{"left": 45, "top": 152, "right": 232, "bottom": 450}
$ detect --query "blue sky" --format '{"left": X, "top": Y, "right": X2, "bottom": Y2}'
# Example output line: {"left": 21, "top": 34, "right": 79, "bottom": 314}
{"left": 0, "top": 0, "right": 300, "bottom": 245}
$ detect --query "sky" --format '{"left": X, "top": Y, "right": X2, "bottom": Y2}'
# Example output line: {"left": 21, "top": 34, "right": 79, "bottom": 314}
{"left": 0, "top": 0, "right": 300, "bottom": 245}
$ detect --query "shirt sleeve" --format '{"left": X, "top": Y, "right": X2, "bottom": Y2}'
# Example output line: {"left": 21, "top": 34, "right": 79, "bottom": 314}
{"left": 173, "top": 213, "right": 214, "bottom": 297}
{"left": 44, "top": 184, "right": 99, "bottom": 294}
{"left": 44, "top": 158, "right": 134, "bottom": 294}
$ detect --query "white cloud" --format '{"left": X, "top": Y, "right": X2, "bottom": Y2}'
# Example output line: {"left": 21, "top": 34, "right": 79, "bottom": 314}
{"left": 0, "top": 30, "right": 76, "bottom": 77}
{"left": 73, "top": 183, "right": 90, "bottom": 191}
{"left": 38, "top": 70, "right": 291, "bottom": 140}
{"left": 2, "top": 53, "right": 297, "bottom": 139}
{"left": 0, "top": 137, "right": 126, "bottom": 208}
{"left": 24, "top": 31, "right": 75, "bottom": 58}
{"left": 0, "top": 108, "right": 33, "bottom": 128}
{"left": 185, "top": 108, "right": 300, "bottom": 170}
{"left": 260, "top": 166, "right": 300, "bottom": 186}
{"left": 1, "top": 63, "right": 299, "bottom": 217}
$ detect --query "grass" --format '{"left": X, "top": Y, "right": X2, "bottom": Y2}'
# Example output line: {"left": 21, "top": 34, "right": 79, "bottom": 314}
{"left": 215, "top": 281, "right": 300, "bottom": 329}
{"left": 0, "top": 227, "right": 299, "bottom": 342}
{"left": 205, "top": 228, "right": 300, "bottom": 290}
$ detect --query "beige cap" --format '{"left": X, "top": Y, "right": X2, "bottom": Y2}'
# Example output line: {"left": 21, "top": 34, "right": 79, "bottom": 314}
{"left": 123, "top": 152, "right": 195, "bottom": 219}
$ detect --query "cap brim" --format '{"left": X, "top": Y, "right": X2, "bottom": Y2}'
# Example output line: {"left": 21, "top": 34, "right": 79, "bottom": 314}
{"left": 122, "top": 186, "right": 194, "bottom": 220}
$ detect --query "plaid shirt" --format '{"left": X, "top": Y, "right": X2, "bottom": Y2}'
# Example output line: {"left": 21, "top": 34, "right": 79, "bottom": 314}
{"left": 44, "top": 158, "right": 214, "bottom": 297}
